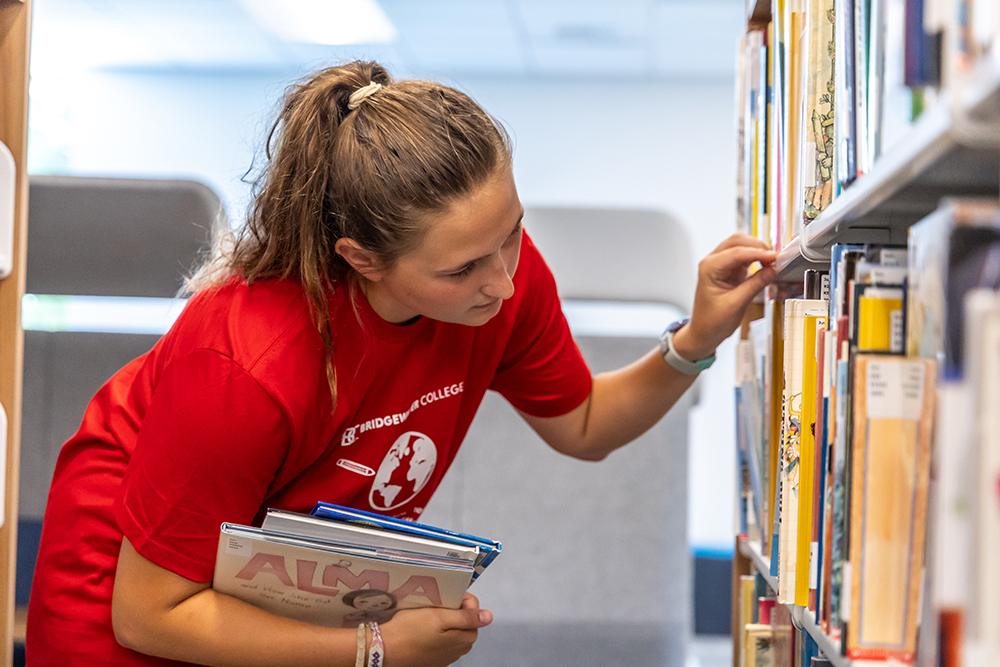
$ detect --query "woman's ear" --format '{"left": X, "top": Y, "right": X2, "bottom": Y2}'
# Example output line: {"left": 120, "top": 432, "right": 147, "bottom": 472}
{"left": 335, "top": 238, "right": 386, "bottom": 281}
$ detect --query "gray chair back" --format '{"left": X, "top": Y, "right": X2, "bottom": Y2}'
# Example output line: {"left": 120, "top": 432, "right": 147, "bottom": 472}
{"left": 20, "top": 175, "right": 223, "bottom": 519}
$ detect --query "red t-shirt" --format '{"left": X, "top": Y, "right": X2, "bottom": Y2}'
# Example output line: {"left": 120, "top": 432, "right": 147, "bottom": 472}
{"left": 26, "top": 234, "right": 591, "bottom": 666}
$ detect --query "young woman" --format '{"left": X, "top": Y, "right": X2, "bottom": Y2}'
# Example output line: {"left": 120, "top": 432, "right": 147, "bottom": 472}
{"left": 26, "top": 61, "right": 776, "bottom": 667}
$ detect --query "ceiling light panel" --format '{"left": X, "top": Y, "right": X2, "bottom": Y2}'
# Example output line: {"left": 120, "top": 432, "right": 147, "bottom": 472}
{"left": 379, "top": 0, "right": 523, "bottom": 74}
{"left": 514, "top": 0, "right": 653, "bottom": 76}
{"left": 240, "top": 0, "right": 397, "bottom": 45}
{"left": 106, "top": 0, "right": 289, "bottom": 69}
{"left": 516, "top": 0, "right": 651, "bottom": 45}
{"left": 32, "top": 0, "right": 172, "bottom": 72}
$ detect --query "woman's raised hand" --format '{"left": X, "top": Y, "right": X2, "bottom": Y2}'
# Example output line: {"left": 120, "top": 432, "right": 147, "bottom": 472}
{"left": 672, "top": 234, "right": 777, "bottom": 362}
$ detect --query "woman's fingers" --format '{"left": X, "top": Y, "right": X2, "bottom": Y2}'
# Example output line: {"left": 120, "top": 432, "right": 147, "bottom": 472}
{"left": 711, "top": 232, "right": 773, "bottom": 254}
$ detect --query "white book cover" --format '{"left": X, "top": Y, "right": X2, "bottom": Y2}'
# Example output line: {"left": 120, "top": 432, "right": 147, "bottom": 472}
{"left": 962, "top": 289, "right": 1000, "bottom": 665}
{"left": 213, "top": 523, "right": 473, "bottom": 629}
{"left": 932, "top": 380, "right": 974, "bottom": 615}
{"left": 0, "top": 140, "right": 15, "bottom": 279}
{"left": 262, "top": 509, "right": 480, "bottom": 565}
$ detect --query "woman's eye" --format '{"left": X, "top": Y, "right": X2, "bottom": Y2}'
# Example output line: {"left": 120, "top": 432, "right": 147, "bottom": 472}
{"left": 448, "top": 265, "right": 474, "bottom": 278}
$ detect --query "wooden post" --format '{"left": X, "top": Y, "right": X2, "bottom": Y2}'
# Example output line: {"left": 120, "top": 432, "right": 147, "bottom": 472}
{"left": 0, "top": 0, "right": 31, "bottom": 661}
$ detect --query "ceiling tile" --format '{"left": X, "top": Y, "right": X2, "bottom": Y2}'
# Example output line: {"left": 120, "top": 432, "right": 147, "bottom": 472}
{"left": 30, "top": 0, "right": 747, "bottom": 78}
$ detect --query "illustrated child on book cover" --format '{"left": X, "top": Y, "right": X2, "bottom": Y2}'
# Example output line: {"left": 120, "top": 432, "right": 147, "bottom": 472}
{"left": 342, "top": 590, "right": 398, "bottom": 627}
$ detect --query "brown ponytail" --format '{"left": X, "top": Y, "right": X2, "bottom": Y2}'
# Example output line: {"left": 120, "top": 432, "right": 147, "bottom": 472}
{"left": 187, "top": 61, "right": 512, "bottom": 406}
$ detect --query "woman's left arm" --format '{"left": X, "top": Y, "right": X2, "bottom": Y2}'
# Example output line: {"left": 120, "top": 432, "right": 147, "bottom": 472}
{"left": 522, "top": 234, "right": 777, "bottom": 461}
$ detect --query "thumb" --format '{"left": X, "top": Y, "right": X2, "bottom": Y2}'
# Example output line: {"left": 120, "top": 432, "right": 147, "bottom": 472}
{"left": 730, "top": 264, "right": 775, "bottom": 307}
{"left": 445, "top": 605, "right": 493, "bottom": 630}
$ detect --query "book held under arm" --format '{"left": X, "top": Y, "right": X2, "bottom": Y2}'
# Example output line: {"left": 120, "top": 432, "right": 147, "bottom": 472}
{"left": 212, "top": 505, "right": 501, "bottom": 629}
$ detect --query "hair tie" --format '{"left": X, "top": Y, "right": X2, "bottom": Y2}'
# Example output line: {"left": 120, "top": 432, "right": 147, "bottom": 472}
{"left": 348, "top": 82, "right": 383, "bottom": 110}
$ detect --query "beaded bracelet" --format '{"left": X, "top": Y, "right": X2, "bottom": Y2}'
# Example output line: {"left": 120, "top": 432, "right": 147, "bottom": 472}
{"left": 367, "top": 621, "right": 384, "bottom": 667}
{"left": 355, "top": 623, "right": 367, "bottom": 667}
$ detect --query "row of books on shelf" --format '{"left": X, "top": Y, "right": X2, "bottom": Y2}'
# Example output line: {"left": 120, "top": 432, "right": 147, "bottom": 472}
{"left": 735, "top": 0, "right": 1000, "bottom": 251}
{"left": 737, "top": 571, "right": 833, "bottom": 667}
{"left": 734, "top": 196, "right": 1000, "bottom": 665}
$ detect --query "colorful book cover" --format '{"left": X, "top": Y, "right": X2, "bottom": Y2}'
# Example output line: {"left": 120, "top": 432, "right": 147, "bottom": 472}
{"left": 795, "top": 310, "right": 826, "bottom": 606}
{"left": 802, "top": 0, "right": 837, "bottom": 222}
{"left": 745, "top": 624, "right": 777, "bottom": 667}
{"left": 213, "top": 523, "right": 474, "bottom": 629}
{"left": 854, "top": 284, "right": 905, "bottom": 353}
{"left": 810, "top": 324, "right": 827, "bottom": 615}
{"left": 846, "top": 356, "right": 935, "bottom": 662}
{"left": 777, "top": 298, "right": 827, "bottom": 603}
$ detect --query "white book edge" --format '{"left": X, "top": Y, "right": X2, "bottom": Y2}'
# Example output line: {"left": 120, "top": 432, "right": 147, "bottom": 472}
{"left": 0, "top": 140, "right": 15, "bottom": 279}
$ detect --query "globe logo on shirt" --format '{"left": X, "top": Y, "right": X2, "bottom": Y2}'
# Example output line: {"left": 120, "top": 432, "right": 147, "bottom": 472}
{"left": 370, "top": 431, "right": 438, "bottom": 511}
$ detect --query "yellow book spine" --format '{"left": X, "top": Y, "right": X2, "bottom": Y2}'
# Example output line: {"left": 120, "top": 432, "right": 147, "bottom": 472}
{"left": 796, "top": 312, "right": 824, "bottom": 605}
{"left": 857, "top": 295, "right": 903, "bottom": 352}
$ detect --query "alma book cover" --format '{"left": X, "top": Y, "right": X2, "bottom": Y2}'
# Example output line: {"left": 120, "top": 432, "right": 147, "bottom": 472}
{"left": 212, "top": 505, "right": 500, "bottom": 629}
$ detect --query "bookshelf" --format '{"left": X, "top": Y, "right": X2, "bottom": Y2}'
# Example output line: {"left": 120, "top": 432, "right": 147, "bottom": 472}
{"left": 776, "top": 54, "right": 1000, "bottom": 282}
{"left": 737, "top": 537, "right": 886, "bottom": 667}
{"left": 732, "top": 1, "right": 1000, "bottom": 666}
{"left": 0, "top": 0, "right": 31, "bottom": 661}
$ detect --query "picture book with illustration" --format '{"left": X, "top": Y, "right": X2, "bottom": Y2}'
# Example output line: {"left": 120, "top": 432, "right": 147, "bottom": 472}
{"left": 212, "top": 504, "right": 501, "bottom": 628}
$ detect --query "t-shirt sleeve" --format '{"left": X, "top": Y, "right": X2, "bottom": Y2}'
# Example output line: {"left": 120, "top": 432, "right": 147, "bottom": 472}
{"left": 115, "top": 349, "right": 292, "bottom": 582}
{"left": 489, "top": 237, "right": 593, "bottom": 417}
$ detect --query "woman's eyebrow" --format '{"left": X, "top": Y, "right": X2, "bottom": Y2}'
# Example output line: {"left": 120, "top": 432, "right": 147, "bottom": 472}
{"left": 441, "top": 212, "right": 524, "bottom": 273}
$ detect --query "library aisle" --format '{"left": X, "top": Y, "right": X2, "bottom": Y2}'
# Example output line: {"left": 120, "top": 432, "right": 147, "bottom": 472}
{"left": 731, "top": 0, "right": 1000, "bottom": 666}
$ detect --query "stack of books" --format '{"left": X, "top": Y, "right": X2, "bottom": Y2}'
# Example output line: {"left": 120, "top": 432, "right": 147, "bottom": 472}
{"left": 212, "top": 503, "right": 501, "bottom": 628}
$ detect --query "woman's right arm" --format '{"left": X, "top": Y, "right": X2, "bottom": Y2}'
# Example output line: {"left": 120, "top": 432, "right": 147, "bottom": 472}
{"left": 112, "top": 537, "right": 491, "bottom": 667}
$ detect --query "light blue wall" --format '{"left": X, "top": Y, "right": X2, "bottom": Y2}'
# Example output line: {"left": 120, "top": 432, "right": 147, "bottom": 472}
{"left": 28, "top": 69, "right": 740, "bottom": 554}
